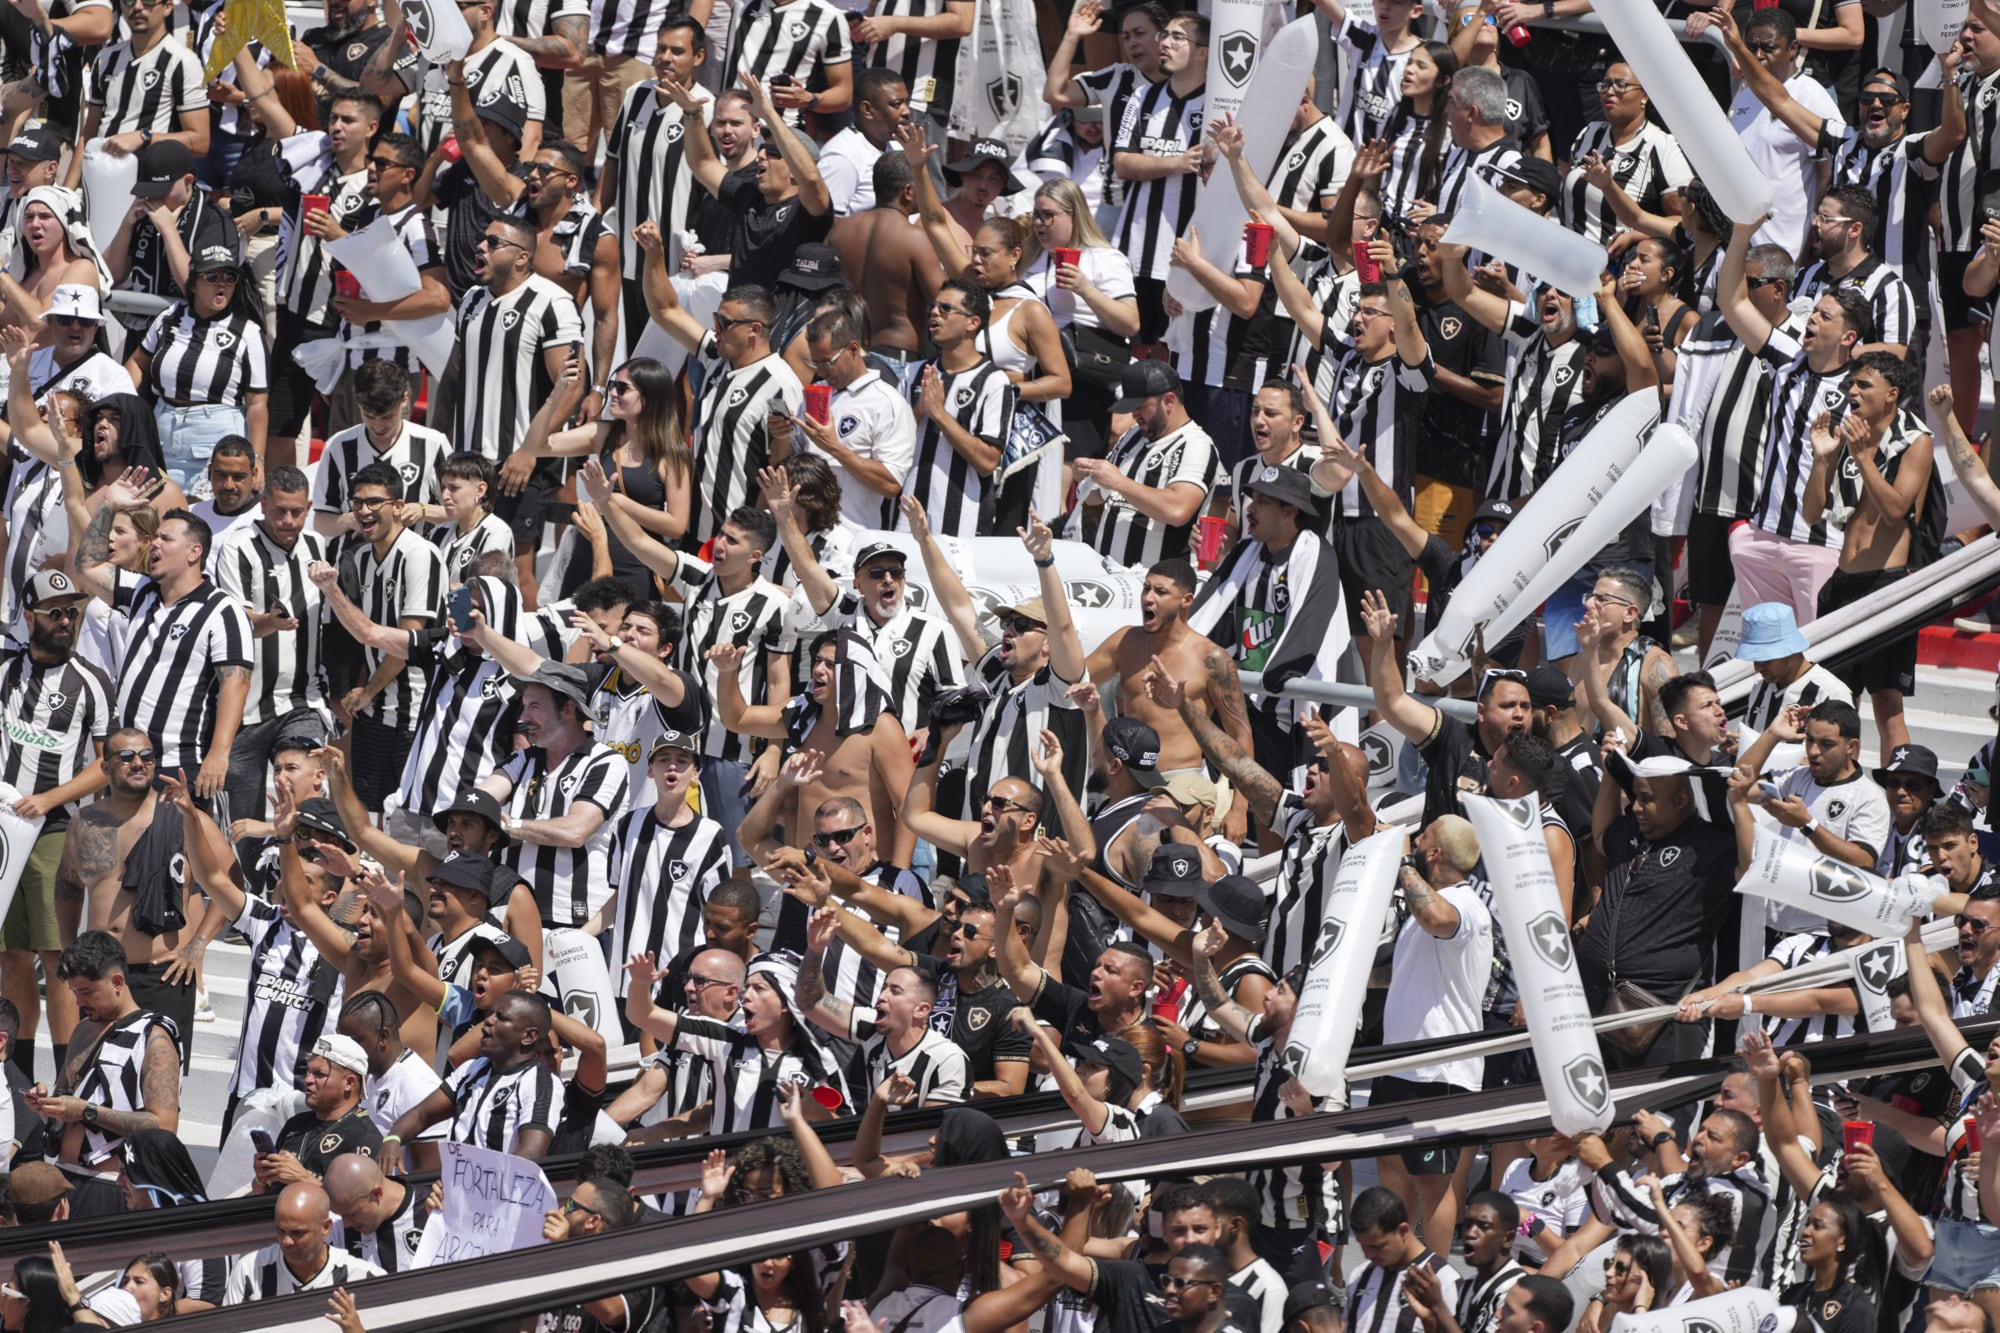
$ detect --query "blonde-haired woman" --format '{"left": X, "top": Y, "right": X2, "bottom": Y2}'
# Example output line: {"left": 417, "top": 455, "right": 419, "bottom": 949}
{"left": 1027, "top": 178, "right": 1139, "bottom": 460}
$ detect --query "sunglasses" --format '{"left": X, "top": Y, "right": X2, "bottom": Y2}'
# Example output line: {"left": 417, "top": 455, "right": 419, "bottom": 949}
{"left": 688, "top": 973, "right": 734, "bottom": 991}
{"left": 367, "top": 155, "right": 408, "bottom": 170}
{"left": 1746, "top": 274, "right": 1786, "bottom": 290}
{"left": 811, "top": 826, "right": 863, "bottom": 848}
{"left": 1960, "top": 915, "right": 1991, "bottom": 933}
{"left": 865, "top": 565, "right": 906, "bottom": 580}
{"left": 930, "top": 301, "right": 968, "bottom": 317}
{"left": 477, "top": 234, "right": 522, "bottom": 251}
{"left": 1160, "top": 1276, "right": 1220, "bottom": 1290}
{"left": 1478, "top": 667, "right": 1528, "bottom": 697}
{"left": 113, "top": 748, "right": 156, "bottom": 763}
{"left": 50, "top": 314, "right": 97, "bottom": 328}
{"left": 1859, "top": 90, "right": 1903, "bottom": 106}
{"left": 986, "top": 795, "right": 1033, "bottom": 815}
{"left": 200, "top": 268, "right": 242, "bottom": 284}
{"left": 562, "top": 1198, "right": 602, "bottom": 1218}
{"left": 524, "top": 162, "right": 573, "bottom": 177}
{"left": 1002, "top": 615, "right": 1045, "bottom": 634}
{"left": 1605, "top": 1259, "right": 1632, "bottom": 1276}
{"left": 945, "top": 919, "right": 983, "bottom": 939}
{"left": 1470, "top": 522, "right": 1501, "bottom": 540}
{"left": 714, "top": 313, "right": 763, "bottom": 332}
{"left": 31, "top": 605, "right": 79, "bottom": 620}
{"left": 607, "top": 380, "right": 634, "bottom": 395}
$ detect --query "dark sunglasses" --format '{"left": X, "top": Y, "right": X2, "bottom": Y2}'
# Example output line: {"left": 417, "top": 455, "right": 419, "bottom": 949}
{"left": 113, "top": 748, "right": 156, "bottom": 763}
{"left": 50, "top": 314, "right": 97, "bottom": 328}
{"left": 1859, "top": 90, "right": 1903, "bottom": 106}
{"left": 1960, "top": 915, "right": 1991, "bottom": 933}
{"left": 945, "top": 919, "right": 983, "bottom": 939}
{"left": 1470, "top": 522, "right": 1501, "bottom": 540}
{"left": 985, "top": 795, "right": 1033, "bottom": 814}
{"left": 865, "top": 565, "right": 905, "bottom": 580}
{"left": 1002, "top": 615, "right": 1044, "bottom": 635}
{"left": 811, "top": 826, "right": 863, "bottom": 848}
{"left": 1746, "top": 274, "right": 1786, "bottom": 290}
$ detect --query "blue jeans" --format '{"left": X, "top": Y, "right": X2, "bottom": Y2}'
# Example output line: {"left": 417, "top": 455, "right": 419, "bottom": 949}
{"left": 1932, "top": 1216, "right": 2000, "bottom": 1293}
{"left": 698, "top": 755, "right": 754, "bottom": 869}
{"left": 155, "top": 402, "right": 247, "bottom": 499}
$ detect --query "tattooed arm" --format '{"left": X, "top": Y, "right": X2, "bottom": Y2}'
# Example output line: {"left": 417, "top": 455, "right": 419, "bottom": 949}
{"left": 104, "top": 1024, "right": 179, "bottom": 1134}
{"left": 505, "top": 13, "right": 587, "bottom": 68}
{"left": 995, "top": 1174, "right": 1096, "bottom": 1293}
{"left": 72, "top": 500, "right": 124, "bottom": 605}
{"left": 197, "top": 664, "right": 251, "bottom": 798}
{"left": 794, "top": 910, "right": 856, "bottom": 1038}
{"left": 1401, "top": 864, "right": 1462, "bottom": 939}
{"left": 1930, "top": 386, "right": 2000, "bottom": 529}
{"left": 55, "top": 806, "right": 116, "bottom": 940}
{"left": 1639, "top": 647, "right": 1677, "bottom": 739}
{"left": 1192, "top": 923, "right": 1256, "bottom": 1043}
{"left": 1205, "top": 643, "right": 1256, "bottom": 760}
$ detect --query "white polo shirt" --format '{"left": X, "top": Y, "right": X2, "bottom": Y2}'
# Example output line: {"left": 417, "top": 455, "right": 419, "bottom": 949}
{"left": 815, "top": 369, "right": 918, "bottom": 529}
{"left": 1383, "top": 880, "right": 1494, "bottom": 1090}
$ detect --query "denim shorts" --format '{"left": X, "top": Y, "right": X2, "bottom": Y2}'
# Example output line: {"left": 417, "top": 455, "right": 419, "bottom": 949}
{"left": 1930, "top": 1216, "right": 2000, "bottom": 1293}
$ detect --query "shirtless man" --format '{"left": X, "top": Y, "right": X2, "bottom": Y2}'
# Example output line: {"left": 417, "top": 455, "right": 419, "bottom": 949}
{"left": 54, "top": 729, "right": 199, "bottom": 1061}
{"left": 827, "top": 149, "right": 943, "bottom": 361}
{"left": 1798, "top": 357, "right": 1935, "bottom": 750}
{"left": 712, "top": 630, "right": 917, "bottom": 864}
{"left": 267, "top": 775, "right": 439, "bottom": 1065}
{"left": 27, "top": 928, "right": 179, "bottom": 1217}
{"left": 1083, "top": 558, "right": 1255, "bottom": 844}
{"left": 523, "top": 142, "right": 618, "bottom": 400}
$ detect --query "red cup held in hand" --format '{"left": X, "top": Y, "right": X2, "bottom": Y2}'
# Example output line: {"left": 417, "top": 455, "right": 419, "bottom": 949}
{"left": 1504, "top": 22, "right": 1531, "bottom": 43}
{"left": 1842, "top": 1121, "right": 1874, "bottom": 1154}
{"left": 300, "top": 193, "right": 330, "bottom": 223}
{"left": 333, "top": 271, "right": 361, "bottom": 301}
{"left": 1197, "top": 515, "right": 1226, "bottom": 568}
{"left": 804, "top": 383, "right": 832, "bottom": 424}
{"left": 1353, "top": 240, "right": 1382, "bottom": 283}
{"left": 1052, "top": 246, "right": 1081, "bottom": 272}
{"left": 1244, "top": 221, "right": 1274, "bottom": 268}
{"left": 1968, "top": 1116, "right": 1984, "bottom": 1153}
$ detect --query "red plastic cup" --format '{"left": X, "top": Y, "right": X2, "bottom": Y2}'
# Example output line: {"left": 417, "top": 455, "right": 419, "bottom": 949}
{"left": 1353, "top": 240, "right": 1382, "bottom": 283}
{"left": 441, "top": 135, "right": 462, "bottom": 163}
{"left": 1197, "top": 515, "right": 1225, "bottom": 567}
{"left": 811, "top": 1083, "right": 844, "bottom": 1111}
{"left": 1052, "top": 246, "right": 1081, "bottom": 271}
{"left": 1842, "top": 1121, "right": 1874, "bottom": 1153}
{"left": 804, "top": 383, "right": 832, "bottom": 424}
{"left": 333, "top": 271, "right": 361, "bottom": 301}
{"left": 1968, "top": 1116, "right": 1984, "bottom": 1152}
{"left": 300, "top": 193, "right": 330, "bottom": 223}
{"left": 1243, "top": 221, "right": 1274, "bottom": 267}
{"left": 1504, "top": 22, "right": 1531, "bottom": 43}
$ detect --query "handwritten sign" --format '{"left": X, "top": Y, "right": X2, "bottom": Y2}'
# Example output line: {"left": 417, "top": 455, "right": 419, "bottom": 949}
{"left": 410, "top": 1140, "right": 556, "bottom": 1268}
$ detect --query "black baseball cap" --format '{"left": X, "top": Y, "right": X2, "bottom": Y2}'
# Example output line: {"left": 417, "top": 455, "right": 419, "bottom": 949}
{"left": 1496, "top": 155, "right": 1562, "bottom": 205}
{"left": 944, "top": 137, "right": 1011, "bottom": 180}
{"left": 7, "top": 124, "right": 61, "bottom": 164}
{"left": 1197, "top": 875, "right": 1271, "bottom": 948}
{"left": 1109, "top": 359, "right": 1180, "bottom": 412}
{"left": 1283, "top": 1280, "right": 1345, "bottom": 1323}
{"left": 853, "top": 540, "right": 909, "bottom": 569}
{"left": 427, "top": 850, "right": 497, "bottom": 897}
{"left": 1471, "top": 498, "right": 1516, "bottom": 527}
{"left": 1102, "top": 717, "right": 1165, "bottom": 788}
{"left": 132, "top": 140, "right": 195, "bottom": 198}
{"left": 190, "top": 241, "right": 242, "bottom": 275}
{"left": 434, "top": 790, "right": 508, "bottom": 837}
{"left": 1524, "top": 665, "right": 1575, "bottom": 708}
{"left": 1141, "top": 846, "right": 1206, "bottom": 899}
{"left": 1064, "top": 1034, "right": 1142, "bottom": 1084}
{"left": 472, "top": 933, "right": 533, "bottom": 971}
{"left": 295, "top": 798, "right": 349, "bottom": 845}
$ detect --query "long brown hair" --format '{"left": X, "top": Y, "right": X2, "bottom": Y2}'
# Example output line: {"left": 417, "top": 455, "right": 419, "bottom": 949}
{"left": 1121, "top": 1023, "right": 1184, "bottom": 1109}
{"left": 608, "top": 356, "right": 690, "bottom": 485}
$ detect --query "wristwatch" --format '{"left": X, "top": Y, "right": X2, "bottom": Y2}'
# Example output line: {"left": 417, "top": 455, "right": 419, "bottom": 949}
{"left": 81, "top": 1103, "right": 98, "bottom": 1127}
{"left": 1181, "top": 1038, "right": 1200, "bottom": 1059}
{"left": 1801, "top": 817, "right": 1822, "bottom": 838}
{"left": 139, "top": 129, "right": 153, "bottom": 149}
{"left": 1648, "top": 1129, "right": 1674, "bottom": 1150}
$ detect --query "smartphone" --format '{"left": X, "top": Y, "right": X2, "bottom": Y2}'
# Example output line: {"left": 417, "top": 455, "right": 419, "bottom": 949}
{"left": 250, "top": 1129, "right": 277, "bottom": 1156}
{"left": 1757, "top": 780, "right": 1784, "bottom": 801}
{"left": 269, "top": 601, "right": 291, "bottom": 622}
{"left": 1644, "top": 302, "right": 1660, "bottom": 328}
{"left": 449, "top": 584, "right": 475, "bottom": 633}
{"left": 1352, "top": 240, "right": 1382, "bottom": 283}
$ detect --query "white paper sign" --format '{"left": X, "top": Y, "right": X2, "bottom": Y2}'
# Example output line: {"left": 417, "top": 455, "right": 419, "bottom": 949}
{"left": 0, "top": 783, "right": 44, "bottom": 928}
{"left": 411, "top": 1140, "right": 555, "bottom": 1268}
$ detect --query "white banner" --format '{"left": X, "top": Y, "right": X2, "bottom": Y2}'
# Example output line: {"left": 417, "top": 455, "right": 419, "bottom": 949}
{"left": 1283, "top": 827, "right": 1403, "bottom": 1102}
{"left": 1406, "top": 392, "right": 1657, "bottom": 684}
{"left": 1918, "top": 0, "right": 1968, "bottom": 50}
{"left": 1463, "top": 794, "right": 1612, "bottom": 1137}
{"left": 411, "top": 1140, "right": 556, "bottom": 1268}
{"left": 325, "top": 220, "right": 455, "bottom": 379}
{"left": 1735, "top": 831, "right": 1942, "bottom": 938}
{"left": 1166, "top": 14, "right": 1315, "bottom": 313}
{"left": 542, "top": 927, "right": 621, "bottom": 1044}
{"left": 1850, "top": 937, "right": 1905, "bottom": 1032}
{"left": 947, "top": 0, "right": 1047, "bottom": 149}
{"left": 1609, "top": 1287, "right": 1787, "bottom": 1333}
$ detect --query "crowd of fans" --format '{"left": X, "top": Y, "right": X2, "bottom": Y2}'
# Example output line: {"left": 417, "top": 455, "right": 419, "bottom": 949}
{"left": 0, "top": 0, "right": 1995, "bottom": 1325}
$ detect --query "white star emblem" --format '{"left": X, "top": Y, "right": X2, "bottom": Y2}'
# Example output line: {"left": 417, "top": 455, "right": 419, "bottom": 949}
{"left": 1574, "top": 1063, "right": 1606, "bottom": 1101}
{"left": 1536, "top": 918, "right": 1568, "bottom": 958}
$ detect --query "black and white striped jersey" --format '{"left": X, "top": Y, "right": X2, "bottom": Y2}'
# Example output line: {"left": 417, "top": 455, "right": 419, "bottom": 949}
{"left": 139, "top": 305, "right": 267, "bottom": 408}
{"left": 953, "top": 653, "right": 1087, "bottom": 822}
{"left": 588, "top": 0, "right": 671, "bottom": 58}
{"left": 1740, "top": 661, "right": 1845, "bottom": 759}
{"left": 224, "top": 1245, "right": 383, "bottom": 1305}
{"left": 212, "top": 522, "right": 327, "bottom": 726}
{"left": 2, "top": 453, "right": 65, "bottom": 628}
{"left": 1823, "top": 403, "right": 1931, "bottom": 534}
{"left": 415, "top": 41, "right": 544, "bottom": 159}
{"left": 1074, "top": 63, "right": 1156, "bottom": 215}
{"left": 1112, "top": 78, "right": 1205, "bottom": 282}
{"left": 496, "top": 742, "right": 629, "bottom": 928}
{"left": 1165, "top": 252, "right": 1274, "bottom": 393}
{"left": 331, "top": 1180, "right": 427, "bottom": 1275}
{"left": 900, "top": 357, "right": 1014, "bottom": 538}
{"left": 863, "top": 0, "right": 962, "bottom": 115}
{"left": 688, "top": 335, "right": 804, "bottom": 544}
{"left": 857, "top": 1025, "right": 970, "bottom": 1105}
{"left": 1748, "top": 327, "right": 1851, "bottom": 547}
{"left": 314, "top": 422, "right": 451, "bottom": 519}
{"left": 1317, "top": 329, "right": 1434, "bottom": 519}
{"left": 1178, "top": 951, "right": 1278, "bottom": 1045}
{"left": 429, "top": 514, "right": 514, "bottom": 587}
{"left": 1375, "top": 106, "right": 1437, "bottom": 220}
{"left": 1436, "top": 139, "right": 1522, "bottom": 218}
{"left": 593, "top": 664, "right": 705, "bottom": 809}
{"left": 86, "top": 35, "right": 204, "bottom": 136}
{"left": 398, "top": 653, "right": 518, "bottom": 816}
{"left": 431, "top": 919, "right": 507, "bottom": 992}
{"left": 831, "top": 592, "right": 964, "bottom": 737}
{"left": 1677, "top": 311, "right": 1798, "bottom": 522}
{"left": 1244, "top": 1017, "right": 1345, "bottom": 1234}
{"left": 345, "top": 528, "right": 447, "bottom": 729}
{"left": 1333, "top": 15, "right": 1417, "bottom": 146}
{"left": 1266, "top": 794, "right": 1353, "bottom": 978}
{"left": 455, "top": 274, "right": 585, "bottom": 464}
{"left": 1593, "top": 1160, "right": 1781, "bottom": 1286}
{"left": 274, "top": 136, "right": 367, "bottom": 327}
{"left": 664, "top": 1014, "right": 834, "bottom": 1136}
{"left": 336, "top": 203, "right": 443, "bottom": 374}
{"left": 550, "top": 192, "right": 609, "bottom": 281}
{"left": 1269, "top": 114, "right": 1354, "bottom": 212}
{"left": 1761, "top": 931, "right": 1854, "bottom": 1048}
{"left": 228, "top": 895, "right": 344, "bottom": 1100}
{"left": 814, "top": 863, "right": 927, "bottom": 1009}
{"left": 1292, "top": 254, "right": 1359, "bottom": 398}
{"left": 1068, "top": 420, "right": 1221, "bottom": 569}
{"left": 610, "top": 806, "right": 731, "bottom": 994}
{"left": 1826, "top": 126, "right": 1938, "bottom": 289}
{"left": 113, "top": 577, "right": 253, "bottom": 770}
{"left": 1943, "top": 64, "right": 2000, "bottom": 252}
{"left": 1791, "top": 254, "right": 1915, "bottom": 349}
{"left": 73, "top": 1009, "right": 174, "bottom": 1163}
{"left": 726, "top": 0, "right": 853, "bottom": 127}
{"left": 1455, "top": 1262, "right": 1525, "bottom": 1333}
{"left": 0, "top": 648, "right": 110, "bottom": 805}
{"left": 606, "top": 85, "right": 710, "bottom": 357}
{"left": 1347, "top": 1251, "right": 1455, "bottom": 1333}
{"left": 1228, "top": 443, "right": 1324, "bottom": 532}
{"left": 667, "top": 556, "right": 795, "bottom": 762}
{"left": 442, "top": 1054, "right": 560, "bottom": 1153}
{"left": 1489, "top": 303, "right": 1587, "bottom": 498}
{"left": 1562, "top": 121, "right": 1693, "bottom": 248}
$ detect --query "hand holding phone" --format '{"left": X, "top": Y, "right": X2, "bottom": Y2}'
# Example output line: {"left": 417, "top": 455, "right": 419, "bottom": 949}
{"left": 250, "top": 1129, "right": 277, "bottom": 1156}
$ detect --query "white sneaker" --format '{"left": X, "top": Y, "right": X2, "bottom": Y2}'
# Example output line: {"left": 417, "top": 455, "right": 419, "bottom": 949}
{"left": 194, "top": 990, "right": 216, "bottom": 1023}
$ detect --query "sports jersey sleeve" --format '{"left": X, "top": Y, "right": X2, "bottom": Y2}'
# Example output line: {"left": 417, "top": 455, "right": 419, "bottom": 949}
{"left": 542, "top": 290, "right": 586, "bottom": 349}
{"left": 437, "top": 983, "right": 479, "bottom": 1030}
{"left": 571, "top": 749, "right": 631, "bottom": 817}
{"left": 820, "top": 5, "right": 853, "bottom": 63}
{"left": 138, "top": 307, "right": 174, "bottom": 359}
{"left": 208, "top": 597, "right": 254, "bottom": 670}
{"left": 395, "top": 543, "right": 447, "bottom": 623}
{"left": 670, "top": 1011, "right": 746, "bottom": 1062}
{"left": 241, "top": 323, "right": 269, "bottom": 394}
{"left": 925, "top": 1039, "right": 971, "bottom": 1103}
{"left": 171, "top": 46, "right": 206, "bottom": 115}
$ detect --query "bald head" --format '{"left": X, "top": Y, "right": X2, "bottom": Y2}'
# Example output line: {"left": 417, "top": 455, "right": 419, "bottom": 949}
{"left": 278, "top": 1181, "right": 331, "bottom": 1225}
{"left": 693, "top": 948, "right": 747, "bottom": 987}
{"left": 324, "top": 1153, "right": 385, "bottom": 1209}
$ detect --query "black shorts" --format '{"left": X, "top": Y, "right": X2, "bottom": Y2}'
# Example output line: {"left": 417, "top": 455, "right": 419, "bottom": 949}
{"left": 348, "top": 711, "right": 415, "bottom": 812}
{"left": 493, "top": 457, "right": 564, "bottom": 550}
{"left": 1938, "top": 250, "right": 1993, "bottom": 332}
{"left": 1371, "top": 1073, "right": 1474, "bottom": 1173}
{"left": 1334, "top": 516, "right": 1415, "bottom": 637}
{"left": 268, "top": 316, "right": 337, "bottom": 438}
{"left": 1685, "top": 511, "right": 1739, "bottom": 607}
{"left": 1818, "top": 566, "right": 1918, "bottom": 695}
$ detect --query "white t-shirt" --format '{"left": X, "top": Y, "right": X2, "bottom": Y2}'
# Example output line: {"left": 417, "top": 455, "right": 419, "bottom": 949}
{"left": 1732, "top": 72, "right": 1845, "bottom": 256}
{"left": 365, "top": 1047, "right": 444, "bottom": 1151}
{"left": 1764, "top": 767, "right": 1894, "bottom": 932}
{"left": 1383, "top": 880, "right": 1493, "bottom": 1089}
{"left": 819, "top": 126, "right": 884, "bottom": 215}
{"left": 814, "top": 370, "right": 918, "bottom": 529}
{"left": 1499, "top": 1154, "right": 1589, "bottom": 1263}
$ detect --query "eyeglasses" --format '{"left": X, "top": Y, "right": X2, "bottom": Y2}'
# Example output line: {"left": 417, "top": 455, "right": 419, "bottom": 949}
{"left": 714, "top": 313, "right": 764, "bottom": 332}
{"left": 1583, "top": 590, "right": 1636, "bottom": 608}
{"left": 113, "top": 748, "right": 156, "bottom": 764}
{"left": 726, "top": 1184, "right": 776, "bottom": 1204}
{"left": 1812, "top": 211, "right": 1855, "bottom": 226}
{"left": 1156, "top": 29, "right": 1193, "bottom": 45}
{"left": 1859, "top": 90, "right": 1904, "bottom": 106}
{"left": 1597, "top": 79, "right": 1638, "bottom": 94}
{"left": 1160, "top": 1276, "right": 1221, "bottom": 1290}
{"left": 1960, "top": 915, "right": 1992, "bottom": 933}
{"left": 986, "top": 795, "right": 1034, "bottom": 814}
{"left": 350, "top": 496, "right": 393, "bottom": 511}
{"left": 1353, "top": 305, "right": 1392, "bottom": 320}
{"left": 811, "top": 826, "right": 864, "bottom": 848}
{"left": 561, "top": 1198, "right": 602, "bottom": 1218}
{"left": 930, "top": 301, "right": 968, "bottom": 317}
{"left": 1478, "top": 667, "right": 1528, "bottom": 696}
{"left": 1747, "top": 274, "right": 1785, "bottom": 290}
{"left": 865, "top": 565, "right": 905, "bottom": 581}
{"left": 687, "top": 973, "right": 734, "bottom": 992}
{"left": 50, "top": 314, "right": 97, "bottom": 328}
{"left": 477, "top": 234, "right": 522, "bottom": 251}
{"left": 524, "top": 162, "right": 573, "bottom": 177}
{"left": 945, "top": 919, "right": 982, "bottom": 939}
